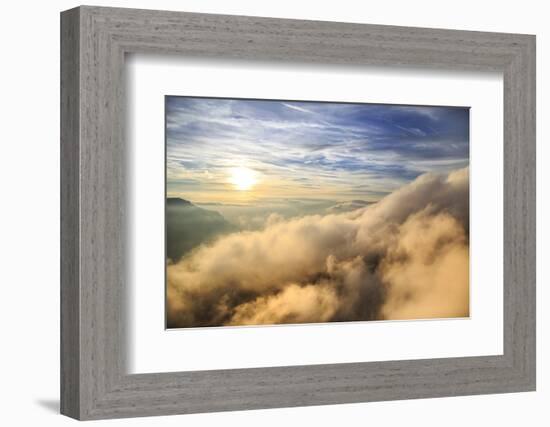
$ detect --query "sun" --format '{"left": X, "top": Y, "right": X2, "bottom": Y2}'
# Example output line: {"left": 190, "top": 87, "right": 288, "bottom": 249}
{"left": 229, "top": 167, "right": 257, "bottom": 191}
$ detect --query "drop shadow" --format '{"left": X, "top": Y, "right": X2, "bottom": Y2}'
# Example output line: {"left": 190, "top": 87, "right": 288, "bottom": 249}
{"left": 35, "top": 399, "right": 59, "bottom": 414}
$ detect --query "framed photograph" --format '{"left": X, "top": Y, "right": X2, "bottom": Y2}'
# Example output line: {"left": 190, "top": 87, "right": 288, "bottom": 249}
{"left": 61, "top": 6, "right": 536, "bottom": 420}
{"left": 164, "top": 96, "right": 471, "bottom": 330}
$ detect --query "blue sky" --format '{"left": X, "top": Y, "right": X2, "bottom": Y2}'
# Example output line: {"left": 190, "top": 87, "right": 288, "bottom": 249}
{"left": 166, "top": 96, "right": 469, "bottom": 206}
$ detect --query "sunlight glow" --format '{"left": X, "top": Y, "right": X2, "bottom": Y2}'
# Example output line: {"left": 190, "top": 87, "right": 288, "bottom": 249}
{"left": 229, "top": 167, "right": 257, "bottom": 191}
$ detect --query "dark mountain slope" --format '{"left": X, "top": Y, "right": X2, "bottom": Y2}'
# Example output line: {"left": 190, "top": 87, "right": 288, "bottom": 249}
{"left": 166, "top": 198, "right": 237, "bottom": 262}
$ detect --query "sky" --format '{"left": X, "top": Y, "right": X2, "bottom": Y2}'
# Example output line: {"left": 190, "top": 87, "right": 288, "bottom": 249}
{"left": 166, "top": 96, "right": 469, "bottom": 207}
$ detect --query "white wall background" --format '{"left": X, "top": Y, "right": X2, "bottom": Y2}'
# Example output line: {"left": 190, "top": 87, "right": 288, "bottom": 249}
{"left": 0, "top": 0, "right": 546, "bottom": 425}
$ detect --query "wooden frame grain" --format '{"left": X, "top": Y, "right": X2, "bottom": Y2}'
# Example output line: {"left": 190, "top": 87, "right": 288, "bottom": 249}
{"left": 60, "top": 5, "right": 536, "bottom": 420}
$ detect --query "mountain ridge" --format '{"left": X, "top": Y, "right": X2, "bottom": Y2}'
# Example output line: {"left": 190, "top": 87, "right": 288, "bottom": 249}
{"left": 166, "top": 197, "right": 236, "bottom": 262}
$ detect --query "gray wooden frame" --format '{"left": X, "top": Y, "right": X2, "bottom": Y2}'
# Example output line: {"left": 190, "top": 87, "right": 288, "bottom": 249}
{"left": 60, "top": 5, "right": 536, "bottom": 421}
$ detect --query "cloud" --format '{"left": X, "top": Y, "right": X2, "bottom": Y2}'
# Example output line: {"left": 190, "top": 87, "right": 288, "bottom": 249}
{"left": 167, "top": 167, "right": 469, "bottom": 328}
{"left": 166, "top": 97, "right": 469, "bottom": 203}
{"left": 326, "top": 200, "right": 371, "bottom": 214}
{"left": 229, "top": 283, "right": 339, "bottom": 326}
{"left": 282, "top": 103, "right": 315, "bottom": 114}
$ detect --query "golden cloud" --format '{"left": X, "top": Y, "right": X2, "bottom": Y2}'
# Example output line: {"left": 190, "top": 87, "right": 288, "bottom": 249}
{"left": 167, "top": 167, "right": 469, "bottom": 328}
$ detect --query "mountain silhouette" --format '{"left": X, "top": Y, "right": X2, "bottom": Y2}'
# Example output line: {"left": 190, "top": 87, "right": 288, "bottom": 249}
{"left": 326, "top": 199, "right": 371, "bottom": 214}
{"left": 166, "top": 198, "right": 236, "bottom": 262}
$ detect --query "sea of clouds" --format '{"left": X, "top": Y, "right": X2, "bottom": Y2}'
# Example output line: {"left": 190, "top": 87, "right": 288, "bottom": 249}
{"left": 167, "top": 167, "right": 469, "bottom": 328}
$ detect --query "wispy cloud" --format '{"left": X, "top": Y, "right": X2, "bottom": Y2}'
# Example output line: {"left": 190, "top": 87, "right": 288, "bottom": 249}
{"left": 166, "top": 97, "right": 469, "bottom": 204}
{"left": 282, "top": 102, "right": 315, "bottom": 114}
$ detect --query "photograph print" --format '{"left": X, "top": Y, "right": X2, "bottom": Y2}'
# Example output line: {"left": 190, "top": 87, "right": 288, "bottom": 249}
{"left": 165, "top": 96, "right": 470, "bottom": 329}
